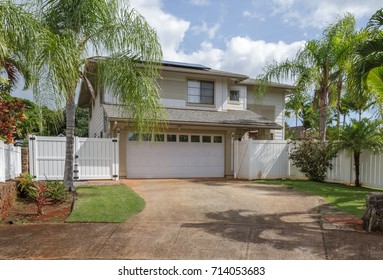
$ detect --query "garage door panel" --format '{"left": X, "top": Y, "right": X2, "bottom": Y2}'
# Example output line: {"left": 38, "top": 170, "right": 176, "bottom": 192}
{"left": 126, "top": 134, "right": 224, "bottom": 178}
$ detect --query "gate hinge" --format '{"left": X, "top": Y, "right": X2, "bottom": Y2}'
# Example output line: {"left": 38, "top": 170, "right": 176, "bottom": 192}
{"left": 74, "top": 176, "right": 79, "bottom": 180}
{"left": 112, "top": 139, "right": 118, "bottom": 142}
{"left": 29, "top": 136, "right": 35, "bottom": 141}
{"left": 113, "top": 175, "right": 118, "bottom": 178}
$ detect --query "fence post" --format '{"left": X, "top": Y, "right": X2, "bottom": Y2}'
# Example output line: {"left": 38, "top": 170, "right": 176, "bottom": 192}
{"left": 248, "top": 141, "right": 253, "bottom": 181}
{"left": 113, "top": 136, "right": 119, "bottom": 180}
{"left": 28, "top": 135, "right": 36, "bottom": 178}
{"left": 233, "top": 140, "right": 238, "bottom": 179}
{"left": 73, "top": 136, "right": 80, "bottom": 181}
{"left": 0, "top": 141, "right": 5, "bottom": 182}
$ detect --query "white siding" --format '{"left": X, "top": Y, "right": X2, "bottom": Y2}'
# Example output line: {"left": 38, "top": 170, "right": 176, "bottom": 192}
{"left": 225, "top": 85, "right": 247, "bottom": 111}
{"left": 247, "top": 89, "right": 286, "bottom": 140}
{"left": 89, "top": 88, "right": 105, "bottom": 138}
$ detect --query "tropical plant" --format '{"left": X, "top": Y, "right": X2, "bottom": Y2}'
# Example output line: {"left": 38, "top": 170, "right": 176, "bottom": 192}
{"left": 28, "top": 0, "right": 164, "bottom": 191}
{"left": 289, "top": 140, "right": 337, "bottom": 182}
{"left": 257, "top": 14, "right": 356, "bottom": 140}
{"left": 44, "top": 180, "right": 68, "bottom": 203}
{"left": 348, "top": 9, "right": 383, "bottom": 108}
{"left": 26, "top": 181, "right": 53, "bottom": 215}
{"left": 0, "top": 1, "right": 39, "bottom": 92}
{"left": 334, "top": 119, "right": 383, "bottom": 187}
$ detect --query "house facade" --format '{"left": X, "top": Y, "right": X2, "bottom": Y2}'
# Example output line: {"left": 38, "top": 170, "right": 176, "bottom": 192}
{"left": 78, "top": 60, "right": 293, "bottom": 179}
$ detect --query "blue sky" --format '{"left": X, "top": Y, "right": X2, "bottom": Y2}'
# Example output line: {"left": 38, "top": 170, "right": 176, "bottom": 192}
{"left": 130, "top": 0, "right": 382, "bottom": 77}
{"left": 10, "top": 0, "right": 383, "bottom": 106}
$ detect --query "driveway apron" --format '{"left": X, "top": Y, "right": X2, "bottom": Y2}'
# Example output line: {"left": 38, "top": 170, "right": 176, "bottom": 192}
{"left": 0, "top": 179, "right": 382, "bottom": 259}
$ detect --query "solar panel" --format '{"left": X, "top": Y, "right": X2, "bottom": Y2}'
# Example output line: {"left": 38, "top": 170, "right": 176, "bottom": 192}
{"left": 162, "top": 60, "right": 211, "bottom": 70}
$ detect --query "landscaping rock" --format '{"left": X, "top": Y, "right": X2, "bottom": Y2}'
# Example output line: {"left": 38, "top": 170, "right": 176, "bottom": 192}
{"left": 362, "top": 192, "right": 383, "bottom": 233}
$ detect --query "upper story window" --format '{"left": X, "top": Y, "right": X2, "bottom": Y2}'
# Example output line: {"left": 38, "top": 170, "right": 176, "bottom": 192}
{"left": 187, "top": 80, "right": 214, "bottom": 105}
{"left": 229, "top": 90, "right": 240, "bottom": 102}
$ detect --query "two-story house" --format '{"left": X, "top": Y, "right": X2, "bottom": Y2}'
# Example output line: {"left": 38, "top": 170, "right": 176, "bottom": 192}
{"left": 78, "top": 60, "right": 293, "bottom": 179}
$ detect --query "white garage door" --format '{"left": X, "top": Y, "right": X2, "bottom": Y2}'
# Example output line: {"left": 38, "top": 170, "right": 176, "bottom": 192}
{"left": 126, "top": 133, "right": 225, "bottom": 178}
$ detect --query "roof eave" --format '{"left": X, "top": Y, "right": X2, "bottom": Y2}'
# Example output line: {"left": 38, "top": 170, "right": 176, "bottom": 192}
{"left": 107, "top": 117, "right": 282, "bottom": 130}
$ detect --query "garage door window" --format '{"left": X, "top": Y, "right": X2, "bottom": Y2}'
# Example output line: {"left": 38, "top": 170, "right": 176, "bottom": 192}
{"left": 202, "top": 136, "right": 211, "bottom": 143}
{"left": 167, "top": 134, "right": 177, "bottom": 142}
{"left": 191, "top": 135, "right": 200, "bottom": 143}
{"left": 154, "top": 134, "right": 164, "bottom": 142}
{"left": 179, "top": 135, "right": 189, "bottom": 142}
{"left": 213, "top": 136, "right": 222, "bottom": 143}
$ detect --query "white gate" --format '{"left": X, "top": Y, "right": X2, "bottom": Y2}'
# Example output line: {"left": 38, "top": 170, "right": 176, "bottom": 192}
{"left": 28, "top": 135, "right": 119, "bottom": 181}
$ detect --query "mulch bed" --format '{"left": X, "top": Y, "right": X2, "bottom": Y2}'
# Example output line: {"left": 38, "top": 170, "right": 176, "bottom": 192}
{"left": 1, "top": 194, "right": 74, "bottom": 225}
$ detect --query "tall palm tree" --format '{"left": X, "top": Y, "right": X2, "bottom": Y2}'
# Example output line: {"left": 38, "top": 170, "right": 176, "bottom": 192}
{"left": 31, "top": 0, "right": 163, "bottom": 191}
{"left": 257, "top": 14, "right": 356, "bottom": 140}
{"left": 334, "top": 119, "right": 383, "bottom": 187}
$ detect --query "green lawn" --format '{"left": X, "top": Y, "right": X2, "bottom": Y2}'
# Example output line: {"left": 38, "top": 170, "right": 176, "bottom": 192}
{"left": 256, "top": 179, "right": 383, "bottom": 217}
{"left": 66, "top": 185, "right": 145, "bottom": 223}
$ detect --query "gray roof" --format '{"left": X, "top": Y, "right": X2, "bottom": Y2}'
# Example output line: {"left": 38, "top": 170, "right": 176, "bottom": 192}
{"left": 102, "top": 104, "right": 282, "bottom": 129}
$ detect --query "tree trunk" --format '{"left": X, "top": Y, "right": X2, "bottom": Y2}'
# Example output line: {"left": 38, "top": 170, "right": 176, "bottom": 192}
{"left": 63, "top": 94, "right": 76, "bottom": 192}
{"left": 318, "top": 65, "right": 330, "bottom": 141}
{"left": 336, "top": 78, "right": 342, "bottom": 140}
{"left": 354, "top": 151, "right": 361, "bottom": 187}
{"left": 318, "top": 90, "right": 328, "bottom": 141}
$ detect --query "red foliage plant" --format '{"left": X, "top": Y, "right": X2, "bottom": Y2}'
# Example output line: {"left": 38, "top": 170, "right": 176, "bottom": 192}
{"left": 0, "top": 95, "right": 26, "bottom": 144}
{"left": 29, "top": 181, "right": 53, "bottom": 215}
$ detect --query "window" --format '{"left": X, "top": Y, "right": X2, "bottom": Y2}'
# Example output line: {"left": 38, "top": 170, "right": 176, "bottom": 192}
{"left": 128, "top": 133, "right": 139, "bottom": 141}
{"left": 202, "top": 136, "right": 211, "bottom": 143}
{"left": 167, "top": 134, "right": 177, "bottom": 142}
{"left": 179, "top": 135, "right": 189, "bottom": 142}
{"left": 191, "top": 135, "right": 200, "bottom": 143}
{"left": 213, "top": 136, "right": 223, "bottom": 143}
{"left": 154, "top": 134, "right": 164, "bottom": 142}
{"left": 229, "top": 90, "right": 239, "bottom": 102}
{"left": 142, "top": 134, "right": 152, "bottom": 141}
{"left": 188, "top": 80, "right": 214, "bottom": 105}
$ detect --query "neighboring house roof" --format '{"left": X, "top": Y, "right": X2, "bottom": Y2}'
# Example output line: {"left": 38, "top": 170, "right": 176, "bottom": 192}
{"left": 102, "top": 104, "right": 282, "bottom": 129}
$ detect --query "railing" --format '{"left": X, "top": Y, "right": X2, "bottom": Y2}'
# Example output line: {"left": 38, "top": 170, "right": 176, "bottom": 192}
{"left": 0, "top": 140, "right": 22, "bottom": 182}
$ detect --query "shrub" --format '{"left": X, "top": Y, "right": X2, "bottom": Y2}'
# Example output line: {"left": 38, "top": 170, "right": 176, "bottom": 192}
{"left": 26, "top": 181, "right": 53, "bottom": 215}
{"left": 45, "top": 181, "right": 68, "bottom": 203}
{"left": 18, "top": 173, "right": 35, "bottom": 199}
{"left": 289, "top": 140, "right": 337, "bottom": 182}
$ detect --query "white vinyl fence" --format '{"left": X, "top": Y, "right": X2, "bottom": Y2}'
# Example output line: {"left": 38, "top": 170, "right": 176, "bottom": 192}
{"left": 234, "top": 140, "right": 383, "bottom": 188}
{"left": 0, "top": 140, "right": 22, "bottom": 182}
{"left": 28, "top": 135, "right": 119, "bottom": 181}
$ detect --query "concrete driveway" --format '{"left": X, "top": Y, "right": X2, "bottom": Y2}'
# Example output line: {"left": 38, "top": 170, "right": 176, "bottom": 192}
{"left": 0, "top": 179, "right": 382, "bottom": 259}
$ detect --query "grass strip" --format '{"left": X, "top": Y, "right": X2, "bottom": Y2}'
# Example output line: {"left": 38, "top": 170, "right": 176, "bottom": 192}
{"left": 66, "top": 185, "right": 145, "bottom": 223}
{"left": 256, "top": 179, "right": 383, "bottom": 217}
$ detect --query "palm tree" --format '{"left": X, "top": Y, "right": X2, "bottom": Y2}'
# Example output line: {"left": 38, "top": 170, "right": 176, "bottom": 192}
{"left": 29, "top": 0, "right": 163, "bottom": 191}
{"left": 0, "top": 1, "right": 38, "bottom": 92}
{"left": 257, "top": 14, "right": 356, "bottom": 140}
{"left": 349, "top": 9, "right": 383, "bottom": 102}
{"left": 335, "top": 119, "right": 383, "bottom": 187}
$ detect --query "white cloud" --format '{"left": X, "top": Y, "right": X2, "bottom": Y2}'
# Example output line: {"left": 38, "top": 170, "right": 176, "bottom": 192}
{"left": 129, "top": 0, "right": 190, "bottom": 58}
{"left": 129, "top": 0, "right": 305, "bottom": 78}
{"left": 191, "top": 21, "right": 220, "bottom": 39}
{"left": 271, "top": 0, "right": 382, "bottom": 28}
{"left": 188, "top": 0, "right": 210, "bottom": 6}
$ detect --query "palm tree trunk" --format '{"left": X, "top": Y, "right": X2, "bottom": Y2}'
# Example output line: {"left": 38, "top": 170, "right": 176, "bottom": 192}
{"left": 318, "top": 91, "right": 328, "bottom": 141}
{"left": 354, "top": 151, "right": 361, "bottom": 187}
{"left": 336, "top": 78, "right": 342, "bottom": 140}
{"left": 63, "top": 94, "right": 76, "bottom": 192}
